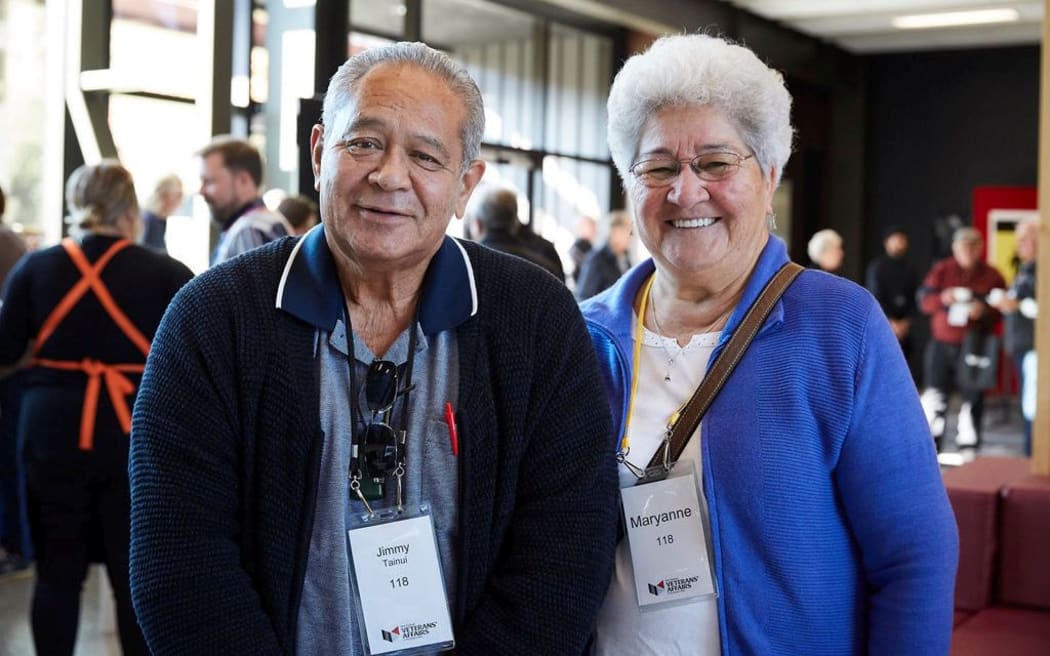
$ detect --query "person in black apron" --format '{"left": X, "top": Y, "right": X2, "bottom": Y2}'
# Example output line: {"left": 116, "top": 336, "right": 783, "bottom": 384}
{"left": 0, "top": 161, "right": 193, "bottom": 655}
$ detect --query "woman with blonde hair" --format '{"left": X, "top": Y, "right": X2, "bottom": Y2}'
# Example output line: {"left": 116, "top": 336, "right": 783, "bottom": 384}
{"left": 0, "top": 160, "right": 193, "bottom": 655}
{"left": 140, "top": 173, "right": 183, "bottom": 253}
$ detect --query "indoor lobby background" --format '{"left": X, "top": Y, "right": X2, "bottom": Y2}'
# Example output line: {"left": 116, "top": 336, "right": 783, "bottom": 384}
{"left": 0, "top": 0, "right": 1048, "bottom": 654}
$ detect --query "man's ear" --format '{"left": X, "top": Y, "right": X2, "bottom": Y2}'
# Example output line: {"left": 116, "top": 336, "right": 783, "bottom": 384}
{"left": 310, "top": 124, "right": 325, "bottom": 192}
{"left": 454, "top": 159, "right": 486, "bottom": 219}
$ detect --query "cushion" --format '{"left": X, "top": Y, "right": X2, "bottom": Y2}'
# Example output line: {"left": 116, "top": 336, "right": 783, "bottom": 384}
{"left": 942, "top": 457, "right": 1031, "bottom": 611}
{"left": 950, "top": 607, "right": 1050, "bottom": 655}
{"left": 998, "top": 474, "right": 1050, "bottom": 609}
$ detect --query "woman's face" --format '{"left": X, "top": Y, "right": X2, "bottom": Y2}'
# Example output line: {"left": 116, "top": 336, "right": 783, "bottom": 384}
{"left": 628, "top": 104, "right": 775, "bottom": 284}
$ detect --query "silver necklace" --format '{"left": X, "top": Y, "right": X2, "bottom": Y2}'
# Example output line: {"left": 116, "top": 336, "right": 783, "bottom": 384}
{"left": 648, "top": 292, "right": 681, "bottom": 383}
{"left": 648, "top": 289, "right": 733, "bottom": 383}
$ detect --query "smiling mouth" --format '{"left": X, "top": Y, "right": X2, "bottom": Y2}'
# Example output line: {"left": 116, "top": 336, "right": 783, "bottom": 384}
{"left": 671, "top": 217, "right": 719, "bottom": 228}
{"left": 358, "top": 204, "right": 410, "bottom": 217}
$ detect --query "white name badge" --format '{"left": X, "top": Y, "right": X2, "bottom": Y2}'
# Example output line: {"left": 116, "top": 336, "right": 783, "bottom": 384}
{"left": 347, "top": 508, "right": 454, "bottom": 655}
{"left": 620, "top": 467, "right": 716, "bottom": 608}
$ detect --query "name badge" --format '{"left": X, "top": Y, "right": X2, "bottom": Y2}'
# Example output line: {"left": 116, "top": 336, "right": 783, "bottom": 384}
{"left": 620, "top": 465, "right": 716, "bottom": 608}
{"left": 347, "top": 507, "right": 454, "bottom": 655}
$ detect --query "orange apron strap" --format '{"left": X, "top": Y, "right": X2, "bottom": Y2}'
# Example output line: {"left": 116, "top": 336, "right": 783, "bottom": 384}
{"left": 34, "top": 238, "right": 136, "bottom": 352}
{"left": 32, "top": 358, "right": 145, "bottom": 451}
{"left": 60, "top": 238, "right": 152, "bottom": 357}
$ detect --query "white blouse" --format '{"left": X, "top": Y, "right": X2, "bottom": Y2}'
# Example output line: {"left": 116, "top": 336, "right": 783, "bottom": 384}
{"left": 594, "top": 313, "right": 722, "bottom": 656}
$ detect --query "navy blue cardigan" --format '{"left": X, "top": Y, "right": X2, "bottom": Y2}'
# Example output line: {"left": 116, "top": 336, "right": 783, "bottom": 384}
{"left": 129, "top": 237, "right": 618, "bottom": 654}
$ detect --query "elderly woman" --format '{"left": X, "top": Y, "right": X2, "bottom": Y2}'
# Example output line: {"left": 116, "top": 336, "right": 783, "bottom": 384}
{"left": 581, "top": 35, "right": 957, "bottom": 655}
{"left": 0, "top": 161, "right": 193, "bottom": 655}
{"left": 807, "top": 227, "right": 844, "bottom": 273}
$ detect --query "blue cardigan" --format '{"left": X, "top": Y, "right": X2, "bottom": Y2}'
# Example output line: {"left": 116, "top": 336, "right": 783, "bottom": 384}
{"left": 581, "top": 237, "right": 958, "bottom": 655}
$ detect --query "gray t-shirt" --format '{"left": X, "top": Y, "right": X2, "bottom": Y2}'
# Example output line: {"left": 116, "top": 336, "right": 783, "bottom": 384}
{"left": 297, "top": 319, "right": 460, "bottom": 655}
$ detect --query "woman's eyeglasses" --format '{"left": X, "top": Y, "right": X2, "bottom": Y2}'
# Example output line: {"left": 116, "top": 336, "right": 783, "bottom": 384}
{"left": 629, "top": 151, "right": 754, "bottom": 187}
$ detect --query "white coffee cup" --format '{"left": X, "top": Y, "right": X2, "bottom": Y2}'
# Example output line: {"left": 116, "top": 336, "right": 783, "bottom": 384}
{"left": 952, "top": 287, "right": 973, "bottom": 303}
{"left": 986, "top": 288, "right": 1005, "bottom": 306}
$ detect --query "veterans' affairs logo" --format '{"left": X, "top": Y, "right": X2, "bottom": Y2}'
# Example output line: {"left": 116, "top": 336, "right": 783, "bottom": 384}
{"left": 649, "top": 576, "right": 700, "bottom": 596}
{"left": 381, "top": 621, "right": 440, "bottom": 643}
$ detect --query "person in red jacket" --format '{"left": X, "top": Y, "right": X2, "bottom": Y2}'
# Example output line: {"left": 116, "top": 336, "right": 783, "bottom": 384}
{"left": 919, "top": 227, "right": 1005, "bottom": 451}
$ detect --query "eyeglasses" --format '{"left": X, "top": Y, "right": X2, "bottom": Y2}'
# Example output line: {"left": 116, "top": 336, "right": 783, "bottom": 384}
{"left": 629, "top": 151, "right": 755, "bottom": 187}
{"left": 360, "top": 360, "right": 399, "bottom": 479}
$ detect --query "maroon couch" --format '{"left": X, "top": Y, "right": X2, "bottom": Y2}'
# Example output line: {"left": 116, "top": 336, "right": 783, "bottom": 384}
{"left": 943, "top": 457, "right": 1050, "bottom": 655}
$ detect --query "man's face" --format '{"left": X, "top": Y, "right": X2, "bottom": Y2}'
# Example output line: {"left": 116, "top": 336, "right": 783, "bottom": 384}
{"left": 885, "top": 233, "right": 907, "bottom": 257}
{"left": 609, "top": 224, "right": 632, "bottom": 255}
{"left": 199, "top": 153, "right": 245, "bottom": 224}
{"left": 952, "top": 237, "right": 983, "bottom": 270}
{"left": 311, "top": 63, "right": 485, "bottom": 276}
{"left": 1016, "top": 222, "right": 1038, "bottom": 262}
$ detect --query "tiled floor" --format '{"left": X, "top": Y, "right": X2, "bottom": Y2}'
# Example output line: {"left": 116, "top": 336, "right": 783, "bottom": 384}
{"left": 0, "top": 397, "right": 1031, "bottom": 655}
{"left": 0, "top": 565, "right": 120, "bottom": 655}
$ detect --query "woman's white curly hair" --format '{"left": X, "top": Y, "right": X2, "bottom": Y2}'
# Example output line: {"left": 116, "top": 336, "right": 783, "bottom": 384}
{"left": 607, "top": 34, "right": 794, "bottom": 189}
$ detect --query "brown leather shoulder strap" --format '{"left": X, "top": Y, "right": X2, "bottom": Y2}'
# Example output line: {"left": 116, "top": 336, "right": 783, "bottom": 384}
{"left": 646, "top": 261, "right": 805, "bottom": 470}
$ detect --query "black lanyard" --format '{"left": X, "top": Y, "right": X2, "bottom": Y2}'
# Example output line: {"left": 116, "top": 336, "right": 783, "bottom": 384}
{"left": 342, "top": 300, "right": 419, "bottom": 503}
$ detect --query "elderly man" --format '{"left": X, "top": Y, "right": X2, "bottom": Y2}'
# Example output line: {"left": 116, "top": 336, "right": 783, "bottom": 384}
{"left": 919, "top": 227, "right": 1005, "bottom": 451}
{"left": 198, "top": 135, "right": 290, "bottom": 264}
{"left": 467, "top": 184, "right": 563, "bottom": 279}
{"left": 129, "top": 42, "right": 617, "bottom": 655}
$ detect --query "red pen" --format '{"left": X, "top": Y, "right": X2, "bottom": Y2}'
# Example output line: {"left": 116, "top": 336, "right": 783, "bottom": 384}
{"left": 444, "top": 402, "right": 459, "bottom": 456}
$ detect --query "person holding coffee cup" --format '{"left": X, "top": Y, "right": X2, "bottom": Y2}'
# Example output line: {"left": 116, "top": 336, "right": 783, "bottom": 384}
{"left": 919, "top": 227, "right": 1005, "bottom": 451}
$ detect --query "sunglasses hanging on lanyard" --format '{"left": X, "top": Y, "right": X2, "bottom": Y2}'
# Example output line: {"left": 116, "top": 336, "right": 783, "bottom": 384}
{"left": 343, "top": 301, "right": 419, "bottom": 514}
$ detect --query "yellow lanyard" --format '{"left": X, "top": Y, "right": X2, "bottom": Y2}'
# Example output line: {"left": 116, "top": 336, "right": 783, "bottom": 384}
{"left": 618, "top": 273, "right": 686, "bottom": 474}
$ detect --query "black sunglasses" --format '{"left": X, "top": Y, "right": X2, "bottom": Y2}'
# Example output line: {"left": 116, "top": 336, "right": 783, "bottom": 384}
{"left": 360, "top": 360, "right": 399, "bottom": 477}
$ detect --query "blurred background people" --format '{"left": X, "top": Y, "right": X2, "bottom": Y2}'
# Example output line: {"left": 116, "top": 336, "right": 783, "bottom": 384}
{"left": 991, "top": 218, "right": 1039, "bottom": 456}
{"left": 866, "top": 226, "right": 919, "bottom": 364}
{"left": 139, "top": 174, "right": 184, "bottom": 254}
{"left": 468, "top": 184, "right": 565, "bottom": 280}
{"left": 0, "top": 161, "right": 193, "bottom": 656}
{"left": 919, "top": 226, "right": 1005, "bottom": 451}
{"left": 0, "top": 184, "right": 27, "bottom": 292}
{"left": 0, "top": 182, "right": 29, "bottom": 577}
{"left": 569, "top": 213, "right": 597, "bottom": 286}
{"left": 519, "top": 222, "right": 565, "bottom": 283}
{"left": 277, "top": 194, "right": 319, "bottom": 236}
{"left": 583, "top": 33, "right": 956, "bottom": 655}
{"left": 806, "top": 228, "right": 844, "bottom": 273}
{"left": 575, "top": 209, "right": 632, "bottom": 300}
{"left": 198, "top": 136, "right": 290, "bottom": 265}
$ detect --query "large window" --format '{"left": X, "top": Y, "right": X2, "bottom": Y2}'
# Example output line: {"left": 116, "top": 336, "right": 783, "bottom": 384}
{"left": 107, "top": 0, "right": 210, "bottom": 271}
{"left": 413, "top": 0, "right": 617, "bottom": 275}
{"left": 0, "top": 0, "right": 48, "bottom": 243}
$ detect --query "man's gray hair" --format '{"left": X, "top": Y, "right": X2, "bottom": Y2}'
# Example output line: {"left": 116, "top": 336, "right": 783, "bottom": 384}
{"left": 467, "top": 184, "right": 519, "bottom": 234}
{"left": 322, "top": 42, "right": 485, "bottom": 170}
{"left": 607, "top": 34, "right": 793, "bottom": 188}
{"left": 952, "top": 227, "right": 982, "bottom": 244}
